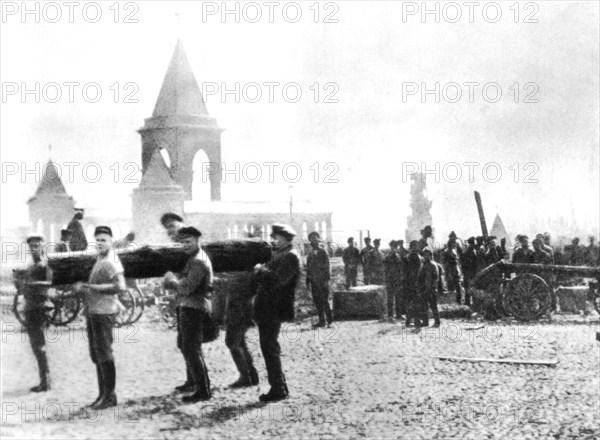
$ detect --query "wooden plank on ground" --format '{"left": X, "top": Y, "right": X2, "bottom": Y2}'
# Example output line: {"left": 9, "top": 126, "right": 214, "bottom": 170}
{"left": 433, "top": 355, "right": 559, "bottom": 367}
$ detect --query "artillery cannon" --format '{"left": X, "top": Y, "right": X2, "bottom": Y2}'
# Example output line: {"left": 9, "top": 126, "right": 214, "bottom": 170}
{"left": 472, "top": 260, "right": 600, "bottom": 321}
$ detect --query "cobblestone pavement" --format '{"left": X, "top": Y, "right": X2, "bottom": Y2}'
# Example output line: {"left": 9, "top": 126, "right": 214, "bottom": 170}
{"left": 1, "top": 311, "right": 599, "bottom": 440}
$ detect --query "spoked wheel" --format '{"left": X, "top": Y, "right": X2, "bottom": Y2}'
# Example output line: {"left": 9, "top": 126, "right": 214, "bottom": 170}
{"left": 48, "top": 288, "right": 82, "bottom": 326}
{"left": 503, "top": 273, "right": 551, "bottom": 321}
{"left": 128, "top": 285, "right": 145, "bottom": 324}
{"left": 114, "top": 289, "right": 136, "bottom": 328}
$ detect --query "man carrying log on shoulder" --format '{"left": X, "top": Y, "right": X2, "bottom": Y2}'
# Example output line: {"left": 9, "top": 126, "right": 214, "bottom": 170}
{"left": 21, "top": 235, "right": 54, "bottom": 392}
{"left": 252, "top": 224, "right": 300, "bottom": 402}
{"left": 163, "top": 227, "right": 214, "bottom": 403}
{"left": 74, "top": 226, "right": 126, "bottom": 410}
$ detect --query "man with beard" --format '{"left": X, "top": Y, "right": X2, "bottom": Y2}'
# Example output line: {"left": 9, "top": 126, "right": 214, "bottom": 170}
{"left": 342, "top": 237, "right": 360, "bottom": 289}
{"left": 21, "top": 235, "right": 54, "bottom": 392}
{"left": 75, "top": 226, "right": 126, "bottom": 409}
{"left": 306, "top": 231, "right": 333, "bottom": 328}
{"left": 164, "top": 227, "right": 214, "bottom": 402}
{"left": 67, "top": 206, "right": 87, "bottom": 251}
{"left": 252, "top": 224, "right": 300, "bottom": 402}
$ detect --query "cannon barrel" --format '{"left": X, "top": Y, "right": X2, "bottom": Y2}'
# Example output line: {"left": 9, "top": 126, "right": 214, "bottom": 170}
{"left": 498, "top": 261, "right": 600, "bottom": 276}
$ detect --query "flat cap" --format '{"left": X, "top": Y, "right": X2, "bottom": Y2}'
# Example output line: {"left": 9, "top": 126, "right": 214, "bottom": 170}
{"left": 26, "top": 234, "right": 44, "bottom": 244}
{"left": 373, "top": 238, "right": 381, "bottom": 245}
{"left": 178, "top": 226, "right": 202, "bottom": 238}
{"left": 487, "top": 235, "right": 497, "bottom": 242}
{"left": 160, "top": 212, "right": 184, "bottom": 226}
{"left": 73, "top": 205, "right": 84, "bottom": 211}
{"left": 347, "top": 237, "right": 354, "bottom": 243}
{"left": 518, "top": 235, "right": 529, "bottom": 242}
{"left": 467, "top": 237, "right": 475, "bottom": 243}
{"left": 308, "top": 231, "right": 320, "bottom": 240}
{"left": 60, "top": 229, "right": 72, "bottom": 236}
{"left": 94, "top": 226, "right": 113, "bottom": 237}
{"left": 271, "top": 223, "right": 296, "bottom": 240}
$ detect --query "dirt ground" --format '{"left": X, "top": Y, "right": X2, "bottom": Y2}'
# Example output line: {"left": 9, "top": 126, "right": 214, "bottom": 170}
{"left": 1, "top": 305, "right": 599, "bottom": 440}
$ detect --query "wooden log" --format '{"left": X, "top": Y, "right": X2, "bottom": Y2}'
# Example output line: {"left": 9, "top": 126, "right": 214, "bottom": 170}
{"left": 47, "top": 239, "right": 272, "bottom": 285}
{"left": 433, "top": 355, "right": 559, "bottom": 367}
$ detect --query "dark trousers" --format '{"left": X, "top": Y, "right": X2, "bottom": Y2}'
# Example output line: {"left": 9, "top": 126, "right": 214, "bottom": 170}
{"left": 421, "top": 290, "right": 441, "bottom": 325}
{"left": 86, "top": 314, "right": 116, "bottom": 364}
{"left": 177, "top": 307, "right": 211, "bottom": 396}
{"left": 225, "top": 323, "right": 257, "bottom": 380}
{"left": 386, "top": 282, "right": 405, "bottom": 317}
{"left": 257, "top": 319, "right": 286, "bottom": 390}
{"left": 446, "top": 265, "right": 463, "bottom": 304}
{"left": 25, "top": 310, "right": 50, "bottom": 385}
{"left": 310, "top": 281, "right": 332, "bottom": 324}
{"left": 345, "top": 266, "right": 358, "bottom": 289}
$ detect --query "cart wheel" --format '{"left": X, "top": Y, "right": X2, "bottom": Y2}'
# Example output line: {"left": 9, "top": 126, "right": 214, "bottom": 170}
{"left": 49, "top": 288, "right": 81, "bottom": 326}
{"left": 128, "top": 286, "right": 145, "bottom": 324}
{"left": 503, "top": 273, "right": 551, "bottom": 321}
{"left": 12, "top": 291, "right": 27, "bottom": 327}
{"left": 114, "top": 289, "right": 136, "bottom": 328}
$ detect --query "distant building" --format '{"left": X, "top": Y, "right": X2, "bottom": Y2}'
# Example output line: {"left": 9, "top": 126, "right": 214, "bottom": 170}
{"left": 405, "top": 173, "right": 433, "bottom": 243}
{"left": 27, "top": 159, "right": 75, "bottom": 243}
{"left": 132, "top": 40, "right": 332, "bottom": 243}
{"left": 490, "top": 213, "right": 511, "bottom": 248}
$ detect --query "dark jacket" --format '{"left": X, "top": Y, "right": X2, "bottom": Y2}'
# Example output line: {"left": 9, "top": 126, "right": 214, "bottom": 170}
{"left": 342, "top": 246, "right": 360, "bottom": 267}
{"left": 253, "top": 244, "right": 300, "bottom": 323}
{"left": 67, "top": 217, "right": 87, "bottom": 251}
{"left": 306, "top": 247, "right": 330, "bottom": 284}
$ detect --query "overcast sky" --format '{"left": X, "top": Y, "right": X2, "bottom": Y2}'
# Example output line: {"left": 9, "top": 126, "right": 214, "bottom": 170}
{"left": 1, "top": 1, "right": 598, "bottom": 244}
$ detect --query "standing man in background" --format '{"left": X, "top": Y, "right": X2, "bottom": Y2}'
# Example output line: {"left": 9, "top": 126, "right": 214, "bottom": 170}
{"left": 360, "top": 237, "right": 374, "bottom": 285}
{"left": 342, "top": 237, "right": 360, "bottom": 289}
{"left": 67, "top": 206, "right": 87, "bottom": 251}
{"left": 306, "top": 231, "right": 333, "bottom": 328}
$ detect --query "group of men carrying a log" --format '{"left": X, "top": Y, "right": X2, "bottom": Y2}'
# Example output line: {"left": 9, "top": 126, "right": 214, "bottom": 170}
{"left": 19, "top": 211, "right": 302, "bottom": 408}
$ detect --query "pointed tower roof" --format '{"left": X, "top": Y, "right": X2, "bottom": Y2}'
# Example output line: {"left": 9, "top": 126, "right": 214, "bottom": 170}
{"left": 31, "top": 160, "right": 68, "bottom": 197}
{"left": 490, "top": 213, "right": 511, "bottom": 247}
{"left": 138, "top": 149, "right": 179, "bottom": 188}
{"left": 152, "top": 39, "right": 208, "bottom": 117}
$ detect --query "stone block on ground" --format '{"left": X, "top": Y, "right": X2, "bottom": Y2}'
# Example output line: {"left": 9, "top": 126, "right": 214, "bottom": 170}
{"left": 333, "top": 285, "right": 385, "bottom": 320}
{"left": 556, "top": 286, "right": 589, "bottom": 313}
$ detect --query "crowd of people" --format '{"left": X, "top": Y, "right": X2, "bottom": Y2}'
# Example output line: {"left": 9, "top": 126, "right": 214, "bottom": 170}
{"left": 16, "top": 210, "right": 600, "bottom": 410}
{"left": 340, "top": 226, "right": 600, "bottom": 328}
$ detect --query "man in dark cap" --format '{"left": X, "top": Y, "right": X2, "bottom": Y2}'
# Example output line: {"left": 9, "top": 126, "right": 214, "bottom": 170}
{"left": 484, "top": 236, "right": 503, "bottom": 266}
{"left": 342, "top": 237, "right": 360, "bottom": 289}
{"left": 21, "top": 235, "right": 54, "bottom": 392}
{"left": 74, "top": 226, "right": 125, "bottom": 409}
{"left": 55, "top": 229, "right": 72, "bottom": 253}
{"left": 512, "top": 235, "right": 534, "bottom": 264}
{"left": 359, "top": 237, "right": 374, "bottom": 285}
{"left": 163, "top": 226, "right": 214, "bottom": 403}
{"left": 160, "top": 212, "right": 185, "bottom": 242}
{"left": 384, "top": 240, "right": 405, "bottom": 321}
{"left": 67, "top": 206, "right": 87, "bottom": 251}
{"left": 306, "top": 231, "right": 333, "bottom": 328}
{"left": 419, "top": 226, "right": 433, "bottom": 252}
{"left": 252, "top": 223, "right": 300, "bottom": 402}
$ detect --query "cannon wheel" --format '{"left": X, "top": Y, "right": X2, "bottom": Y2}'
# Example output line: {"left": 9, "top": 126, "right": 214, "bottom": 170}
{"left": 114, "top": 289, "right": 136, "bottom": 328}
{"left": 48, "top": 288, "right": 82, "bottom": 326}
{"left": 503, "top": 273, "right": 551, "bottom": 321}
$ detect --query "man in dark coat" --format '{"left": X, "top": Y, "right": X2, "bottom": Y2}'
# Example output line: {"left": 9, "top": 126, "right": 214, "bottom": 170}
{"left": 359, "top": 237, "right": 374, "bottom": 284}
{"left": 384, "top": 240, "right": 405, "bottom": 320}
{"left": 67, "top": 207, "right": 87, "bottom": 251}
{"left": 342, "top": 237, "right": 360, "bottom": 289}
{"left": 368, "top": 239, "right": 385, "bottom": 285}
{"left": 404, "top": 241, "right": 424, "bottom": 327}
{"left": 418, "top": 249, "right": 441, "bottom": 327}
{"left": 306, "top": 231, "right": 332, "bottom": 328}
{"left": 252, "top": 224, "right": 300, "bottom": 402}
{"left": 443, "top": 240, "right": 464, "bottom": 305}
{"left": 164, "top": 226, "right": 214, "bottom": 403}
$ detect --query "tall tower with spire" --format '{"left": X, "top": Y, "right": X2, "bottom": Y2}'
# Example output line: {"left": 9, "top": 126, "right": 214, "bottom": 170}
{"left": 138, "top": 39, "right": 223, "bottom": 201}
{"left": 27, "top": 158, "right": 75, "bottom": 242}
